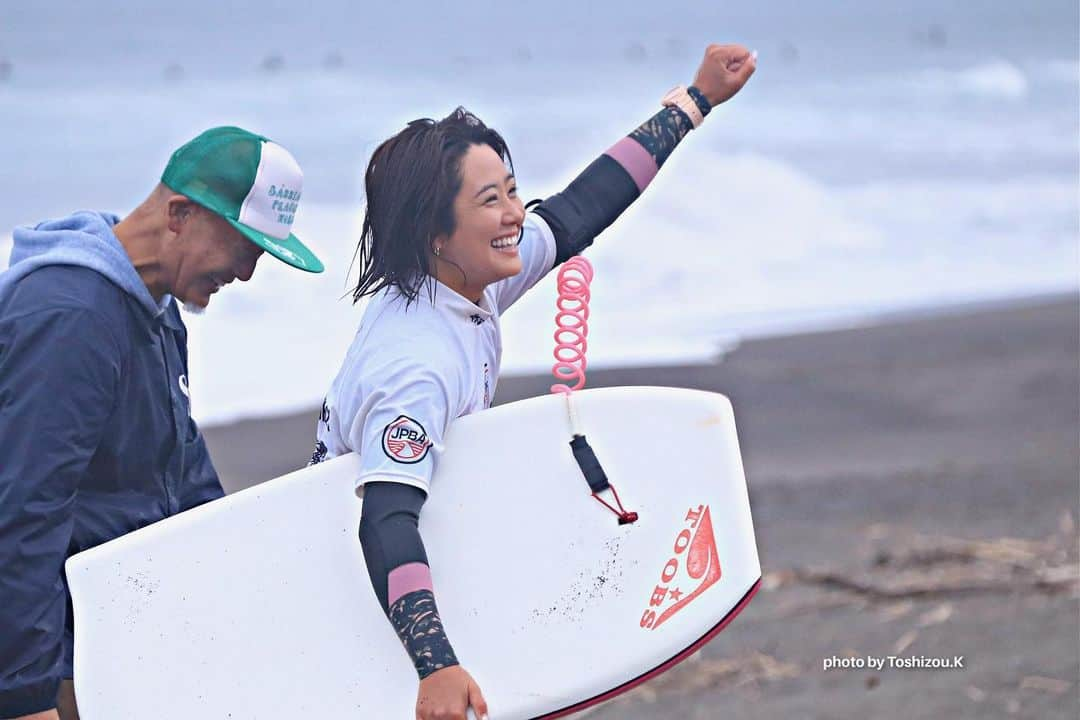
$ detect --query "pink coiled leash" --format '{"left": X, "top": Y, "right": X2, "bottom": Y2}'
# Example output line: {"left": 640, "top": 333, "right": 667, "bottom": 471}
{"left": 550, "top": 257, "right": 638, "bottom": 525}
{"left": 551, "top": 256, "right": 593, "bottom": 395}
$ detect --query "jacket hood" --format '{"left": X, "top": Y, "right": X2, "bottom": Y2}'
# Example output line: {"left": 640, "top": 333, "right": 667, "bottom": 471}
{"left": 1, "top": 211, "right": 166, "bottom": 317}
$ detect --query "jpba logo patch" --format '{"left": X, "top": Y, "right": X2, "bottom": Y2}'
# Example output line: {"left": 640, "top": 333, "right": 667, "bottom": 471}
{"left": 382, "top": 415, "right": 432, "bottom": 464}
{"left": 639, "top": 505, "right": 722, "bottom": 630}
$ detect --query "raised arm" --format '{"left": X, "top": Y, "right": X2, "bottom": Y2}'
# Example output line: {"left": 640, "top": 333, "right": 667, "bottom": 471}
{"left": 532, "top": 44, "right": 756, "bottom": 264}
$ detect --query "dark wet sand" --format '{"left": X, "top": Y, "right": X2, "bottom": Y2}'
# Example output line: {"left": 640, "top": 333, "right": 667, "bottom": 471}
{"left": 204, "top": 295, "right": 1080, "bottom": 719}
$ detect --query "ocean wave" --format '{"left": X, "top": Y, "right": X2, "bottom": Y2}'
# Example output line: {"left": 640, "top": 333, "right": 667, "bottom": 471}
{"left": 839, "top": 175, "right": 1079, "bottom": 229}
{"left": 4, "top": 153, "right": 1075, "bottom": 425}
{"left": 193, "top": 154, "right": 1077, "bottom": 423}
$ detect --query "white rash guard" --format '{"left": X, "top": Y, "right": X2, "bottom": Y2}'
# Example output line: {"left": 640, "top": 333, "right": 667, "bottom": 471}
{"left": 312, "top": 212, "right": 557, "bottom": 495}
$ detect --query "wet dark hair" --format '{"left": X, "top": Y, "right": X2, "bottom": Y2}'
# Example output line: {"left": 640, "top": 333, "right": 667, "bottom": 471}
{"left": 351, "top": 107, "right": 514, "bottom": 305}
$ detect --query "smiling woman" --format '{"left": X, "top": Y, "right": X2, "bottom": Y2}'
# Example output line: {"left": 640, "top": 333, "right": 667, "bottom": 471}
{"left": 351, "top": 108, "right": 523, "bottom": 306}
{"left": 312, "top": 44, "right": 756, "bottom": 720}
{"left": 434, "top": 143, "right": 525, "bottom": 302}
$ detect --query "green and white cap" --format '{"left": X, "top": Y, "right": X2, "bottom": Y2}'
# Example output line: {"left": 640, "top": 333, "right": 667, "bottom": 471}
{"left": 161, "top": 126, "right": 323, "bottom": 273}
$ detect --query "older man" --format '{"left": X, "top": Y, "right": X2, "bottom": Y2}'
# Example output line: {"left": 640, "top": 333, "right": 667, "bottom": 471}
{"left": 0, "top": 127, "right": 323, "bottom": 720}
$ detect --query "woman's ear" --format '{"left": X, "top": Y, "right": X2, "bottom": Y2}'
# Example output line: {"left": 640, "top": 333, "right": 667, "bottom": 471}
{"left": 431, "top": 234, "right": 447, "bottom": 258}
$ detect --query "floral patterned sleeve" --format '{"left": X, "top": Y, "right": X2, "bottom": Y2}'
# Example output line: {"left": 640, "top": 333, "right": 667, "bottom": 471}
{"left": 387, "top": 590, "right": 460, "bottom": 679}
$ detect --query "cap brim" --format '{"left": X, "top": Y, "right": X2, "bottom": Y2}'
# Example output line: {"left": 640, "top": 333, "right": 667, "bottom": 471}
{"left": 227, "top": 219, "right": 325, "bottom": 274}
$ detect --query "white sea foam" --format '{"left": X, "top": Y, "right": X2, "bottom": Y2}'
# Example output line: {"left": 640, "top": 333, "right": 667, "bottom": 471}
{"left": 3, "top": 149, "right": 1074, "bottom": 425}
{"left": 178, "top": 151, "right": 1077, "bottom": 424}
{"left": 2, "top": 0, "right": 1076, "bottom": 426}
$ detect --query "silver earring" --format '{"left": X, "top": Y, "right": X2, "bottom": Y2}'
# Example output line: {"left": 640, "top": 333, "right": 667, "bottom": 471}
{"left": 434, "top": 246, "right": 441, "bottom": 257}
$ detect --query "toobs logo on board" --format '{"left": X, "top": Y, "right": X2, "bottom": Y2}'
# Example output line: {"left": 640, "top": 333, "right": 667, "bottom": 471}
{"left": 639, "top": 504, "right": 722, "bottom": 630}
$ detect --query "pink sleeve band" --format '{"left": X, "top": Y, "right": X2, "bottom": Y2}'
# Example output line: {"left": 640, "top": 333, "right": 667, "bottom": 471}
{"left": 605, "top": 137, "right": 658, "bottom": 193}
{"left": 387, "top": 562, "right": 434, "bottom": 606}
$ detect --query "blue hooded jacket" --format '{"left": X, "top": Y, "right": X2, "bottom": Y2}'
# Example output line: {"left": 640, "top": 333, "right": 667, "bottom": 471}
{"left": 0, "top": 211, "right": 222, "bottom": 716}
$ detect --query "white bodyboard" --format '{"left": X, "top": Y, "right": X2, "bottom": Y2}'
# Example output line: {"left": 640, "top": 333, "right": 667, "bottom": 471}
{"left": 67, "top": 387, "right": 761, "bottom": 719}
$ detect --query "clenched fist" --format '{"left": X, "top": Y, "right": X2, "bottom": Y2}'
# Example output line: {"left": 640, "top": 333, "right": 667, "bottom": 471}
{"left": 692, "top": 44, "right": 757, "bottom": 106}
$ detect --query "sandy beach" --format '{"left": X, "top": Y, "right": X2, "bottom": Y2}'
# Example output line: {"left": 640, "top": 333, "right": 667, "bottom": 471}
{"left": 203, "top": 294, "right": 1080, "bottom": 719}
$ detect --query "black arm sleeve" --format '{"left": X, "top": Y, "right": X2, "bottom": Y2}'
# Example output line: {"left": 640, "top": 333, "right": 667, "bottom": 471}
{"left": 358, "top": 481, "right": 429, "bottom": 611}
{"left": 532, "top": 155, "right": 639, "bottom": 267}
{"left": 358, "top": 481, "right": 459, "bottom": 679}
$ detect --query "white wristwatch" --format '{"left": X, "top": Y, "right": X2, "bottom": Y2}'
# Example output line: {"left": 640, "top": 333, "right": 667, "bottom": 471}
{"left": 661, "top": 85, "right": 704, "bottom": 128}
